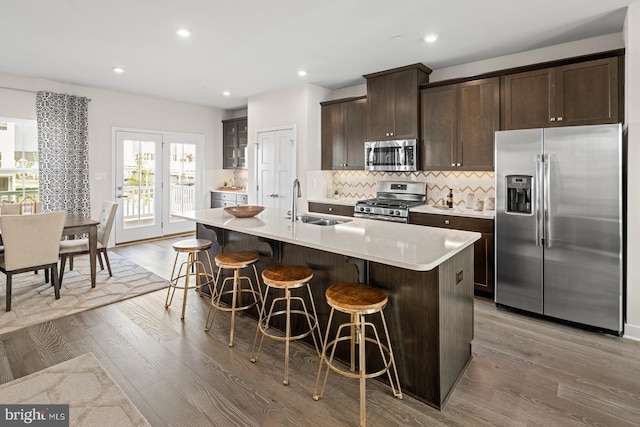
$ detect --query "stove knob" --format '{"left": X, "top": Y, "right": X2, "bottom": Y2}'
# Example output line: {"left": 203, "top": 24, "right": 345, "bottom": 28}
{"left": 365, "top": 208, "right": 370, "bottom": 213}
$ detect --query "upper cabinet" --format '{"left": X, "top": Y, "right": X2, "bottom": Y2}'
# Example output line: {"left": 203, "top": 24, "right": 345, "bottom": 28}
{"left": 502, "top": 57, "right": 620, "bottom": 130}
{"left": 364, "top": 64, "right": 431, "bottom": 141}
{"left": 223, "top": 117, "right": 248, "bottom": 169}
{"left": 421, "top": 77, "right": 499, "bottom": 171}
{"left": 321, "top": 97, "right": 367, "bottom": 170}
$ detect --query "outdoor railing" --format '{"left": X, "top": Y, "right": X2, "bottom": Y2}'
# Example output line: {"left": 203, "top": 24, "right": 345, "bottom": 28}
{"left": 122, "top": 184, "right": 195, "bottom": 220}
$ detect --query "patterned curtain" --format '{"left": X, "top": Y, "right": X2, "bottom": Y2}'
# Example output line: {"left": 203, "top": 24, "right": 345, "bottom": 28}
{"left": 36, "top": 91, "right": 91, "bottom": 216}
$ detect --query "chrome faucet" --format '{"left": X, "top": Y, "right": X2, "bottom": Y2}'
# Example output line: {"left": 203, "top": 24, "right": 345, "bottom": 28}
{"left": 291, "top": 178, "right": 301, "bottom": 222}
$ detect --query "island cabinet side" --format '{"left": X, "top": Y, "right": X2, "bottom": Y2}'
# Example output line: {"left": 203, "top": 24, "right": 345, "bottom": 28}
{"left": 196, "top": 223, "right": 474, "bottom": 409}
{"left": 368, "top": 244, "right": 474, "bottom": 408}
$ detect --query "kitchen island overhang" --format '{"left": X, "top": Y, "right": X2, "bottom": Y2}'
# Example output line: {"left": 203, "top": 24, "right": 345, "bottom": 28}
{"left": 176, "top": 208, "right": 480, "bottom": 409}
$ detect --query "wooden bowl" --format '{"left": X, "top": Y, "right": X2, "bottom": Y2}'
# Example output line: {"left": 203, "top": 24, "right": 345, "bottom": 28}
{"left": 224, "top": 205, "right": 265, "bottom": 218}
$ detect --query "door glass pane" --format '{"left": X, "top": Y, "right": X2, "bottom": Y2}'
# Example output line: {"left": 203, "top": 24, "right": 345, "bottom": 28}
{"left": 169, "top": 142, "right": 196, "bottom": 223}
{"left": 122, "top": 139, "right": 156, "bottom": 229}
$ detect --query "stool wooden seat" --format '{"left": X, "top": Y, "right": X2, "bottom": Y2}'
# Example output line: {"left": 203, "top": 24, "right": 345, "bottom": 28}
{"left": 251, "top": 264, "right": 321, "bottom": 385}
{"left": 313, "top": 282, "right": 402, "bottom": 426}
{"left": 165, "top": 239, "right": 215, "bottom": 321}
{"left": 205, "top": 251, "right": 261, "bottom": 347}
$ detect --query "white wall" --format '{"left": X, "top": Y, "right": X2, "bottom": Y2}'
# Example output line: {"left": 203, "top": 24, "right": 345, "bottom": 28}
{"left": 624, "top": 4, "right": 640, "bottom": 341}
{"left": 0, "top": 71, "right": 224, "bottom": 224}
{"left": 246, "top": 83, "right": 329, "bottom": 206}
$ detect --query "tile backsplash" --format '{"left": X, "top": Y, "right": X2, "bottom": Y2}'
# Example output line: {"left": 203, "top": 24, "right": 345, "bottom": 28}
{"left": 330, "top": 170, "right": 495, "bottom": 208}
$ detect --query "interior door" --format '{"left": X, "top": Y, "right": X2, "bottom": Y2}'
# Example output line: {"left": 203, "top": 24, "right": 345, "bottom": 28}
{"left": 115, "top": 131, "right": 163, "bottom": 243}
{"left": 256, "top": 128, "right": 295, "bottom": 211}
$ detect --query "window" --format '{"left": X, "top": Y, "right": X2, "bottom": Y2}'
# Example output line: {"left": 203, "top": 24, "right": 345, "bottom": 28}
{"left": 0, "top": 118, "right": 38, "bottom": 203}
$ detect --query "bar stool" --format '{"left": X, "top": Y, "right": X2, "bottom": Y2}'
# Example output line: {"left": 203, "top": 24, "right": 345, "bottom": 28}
{"left": 205, "top": 251, "right": 261, "bottom": 347}
{"left": 250, "top": 264, "right": 321, "bottom": 386}
{"left": 313, "top": 282, "right": 402, "bottom": 426}
{"left": 165, "top": 239, "right": 215, "bottom": 320}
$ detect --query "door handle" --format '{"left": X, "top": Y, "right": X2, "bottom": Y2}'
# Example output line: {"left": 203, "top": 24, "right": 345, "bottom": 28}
{"left": 544, "top": 153, "right": 551, "bottom": 248}
{"left": 535, "top": 154, "right": 542, "bottom": 246}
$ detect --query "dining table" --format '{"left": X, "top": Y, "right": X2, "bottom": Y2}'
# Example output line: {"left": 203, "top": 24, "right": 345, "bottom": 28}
{"left": 62, "top": 214, "right": 100, "bottom": 288}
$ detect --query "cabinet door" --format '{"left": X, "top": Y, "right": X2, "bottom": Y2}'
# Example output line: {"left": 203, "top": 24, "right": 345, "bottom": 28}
{"left": 223, "top": 122, "right": 237, "bottom": 168}
{"left": 556, "top": 57, "right": 619, "bottom": 126}
{"left": 421, "top": 85, "right": 457, "bottom": 170}
{"left": 473, "top": 233, "right": 494, "bottom": 296}
{"left": 321, "top": 103, "right": 346, "bottom": 170}
{"left": 344, "top": 98, "right": 367, "bottom": 169}
{"left": 391, "top": 69, "right": 419, "bottom": 139}
{"left": 457, "top": 77, "right": 499, "bottom": 170}
{"left": 502, "top": 68, "right": 555, "bottom": 130}
{"left": 236, "top": 118, "right": 248, "bottom": 169}
{"left": 367, "top": 75, "right": 393, "bottom": 140}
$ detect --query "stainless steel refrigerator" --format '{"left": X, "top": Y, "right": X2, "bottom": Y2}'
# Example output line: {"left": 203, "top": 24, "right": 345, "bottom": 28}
{"left": 495, "top": 123, "right": 624, "bottom": 334}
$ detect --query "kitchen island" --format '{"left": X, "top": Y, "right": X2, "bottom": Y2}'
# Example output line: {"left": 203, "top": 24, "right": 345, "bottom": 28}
{"left": 176, "top": 207, "right": 480, "bottom": 409}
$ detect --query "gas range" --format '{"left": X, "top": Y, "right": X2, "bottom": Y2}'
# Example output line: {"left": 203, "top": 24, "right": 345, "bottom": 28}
{"left": 354, "top": 181, "right": 426, "bottom": 223}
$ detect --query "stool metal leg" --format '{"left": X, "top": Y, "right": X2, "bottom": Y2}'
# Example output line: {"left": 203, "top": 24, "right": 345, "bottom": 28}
{"left": 180, "top": 252, "right": 193, "bottom": 320}
{"left": 165, "top": 252, "right": 181, "bottom": 309}
{"left": 228, "top": 268, "right": 239, "bottom": 347}
{"left": 379, "top": 310, "right": 403, "bottom": 399}
{"left": 283, "top": 287, "right": 291, "bottom": 385}
{"left": 313, "top": 307, "right": 336, "bottom": 400}
{"left": 357, "top": 314, "right": 366, "bottom": 427}
{"left": 204, "top": 266, "right": 223, "bottom": 332}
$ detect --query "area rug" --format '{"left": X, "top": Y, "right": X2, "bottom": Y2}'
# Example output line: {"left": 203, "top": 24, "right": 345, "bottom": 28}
{"left": 0, "top": 352, "right": 150, "bottom": 426}
{"left": 0, "top": 252, "right": 167, "bottom": 336}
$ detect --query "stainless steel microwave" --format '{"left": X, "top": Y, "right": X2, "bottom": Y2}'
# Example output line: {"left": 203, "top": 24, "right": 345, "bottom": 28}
{"left": 364, "top": 139, "right": 419, "bottom": 172}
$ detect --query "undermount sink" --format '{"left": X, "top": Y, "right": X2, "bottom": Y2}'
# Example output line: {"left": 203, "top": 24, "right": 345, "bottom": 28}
{"left": 295, "top": 215, "right": 351, "bottom": 226}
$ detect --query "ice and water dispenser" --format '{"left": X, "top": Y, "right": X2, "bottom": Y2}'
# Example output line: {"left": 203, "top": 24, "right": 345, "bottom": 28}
{"left": 506, "top": 175, "right": 532, "bottom": 214}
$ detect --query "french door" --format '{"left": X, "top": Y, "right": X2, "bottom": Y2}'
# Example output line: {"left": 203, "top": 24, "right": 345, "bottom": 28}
{"left": 114, "top": 130, "right": 202, "bottom": 243}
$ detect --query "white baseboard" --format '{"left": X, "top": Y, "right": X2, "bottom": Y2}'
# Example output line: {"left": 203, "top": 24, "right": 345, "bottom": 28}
{"left": 623, "top": 323, "right": 640, "bottom": 341}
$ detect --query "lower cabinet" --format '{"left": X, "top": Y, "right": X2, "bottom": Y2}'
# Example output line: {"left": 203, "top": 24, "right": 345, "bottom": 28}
{"left": 211, "top": 191, "right": 248, "bottom": 208}
{"left": 410, "top": 212, "right": 494, "bottom": 298}
{"left": 307, "top": 202, "right": 354, "bottom": 217}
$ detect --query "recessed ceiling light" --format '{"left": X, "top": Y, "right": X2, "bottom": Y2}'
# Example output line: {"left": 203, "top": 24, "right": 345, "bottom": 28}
{"left": 176, "top": 28, "right": 191, "bottom": 38}
{"left": 424, "top": 34, "right": 439, "bottom": 43}
{"left": 298, "top": 70, "right": 307, "bottom": 77}
{"left": 112, "top": 67, "right": 125, "bottom": 74}
{"left": 223, "top": 91, "right": 231, "bottom": 97}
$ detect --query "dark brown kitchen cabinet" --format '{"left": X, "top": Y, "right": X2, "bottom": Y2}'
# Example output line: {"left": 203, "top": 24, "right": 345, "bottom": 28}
{"left": 321, "top": 97, "right": 367, "bottom": 170}
{"left": 421, "top": 77, "right": 499, "bottom": 171}
{"left": 308, "top": 202, "right": 354, "bottom": 217}
{"left": 364, "top": 64, "right": 431, "bottom": 141}
{"left": 502, "top": 57, "right": 619, "bottom": 130}
{"left": 223, "top": 117, "right": 247, "bottom": 169}
{"left": 410, "top": 212, "right": 494, "bottom": 298}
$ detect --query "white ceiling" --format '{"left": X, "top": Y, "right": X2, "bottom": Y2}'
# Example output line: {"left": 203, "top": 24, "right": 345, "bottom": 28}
{"left": 0, "top": 0, "right": 637, "bottom": 110}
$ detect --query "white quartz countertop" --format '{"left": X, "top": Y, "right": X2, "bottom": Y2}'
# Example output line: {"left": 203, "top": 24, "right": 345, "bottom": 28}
{"left": 307, "top": 197, "right": 495, "bottom": 219}
{"left": 176, "top": 208, "right": 480, "bottom": 272}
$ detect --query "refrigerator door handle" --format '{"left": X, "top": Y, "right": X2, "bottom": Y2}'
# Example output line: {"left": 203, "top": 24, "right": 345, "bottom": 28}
{"left": 535, "top": 154, "right": 543, "bottom": 246}
{"left": 544, "top": 153, "right": 551, "bottom": 248}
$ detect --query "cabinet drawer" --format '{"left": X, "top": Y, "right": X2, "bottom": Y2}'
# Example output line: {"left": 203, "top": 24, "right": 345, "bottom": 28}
{"left": 410, "top": 212, "right": 493, "bottom": 233}
{"left": 237, "top": 194, "right": 248, "bottom": 204}
{"left": 308, "top": 202, "right": 354, "bottom": 217}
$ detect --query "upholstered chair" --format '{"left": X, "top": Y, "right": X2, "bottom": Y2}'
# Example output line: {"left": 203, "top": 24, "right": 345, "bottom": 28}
{"left": 0, "top": 211, "right": 67, "bottom": 311}
{"left": 59, "top": 201, "right": 118, "bottom": 285}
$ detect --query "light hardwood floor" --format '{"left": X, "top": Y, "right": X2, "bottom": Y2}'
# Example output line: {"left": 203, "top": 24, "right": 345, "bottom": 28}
{"left": 0, "top": 235, "right": 639, "bottom": 426}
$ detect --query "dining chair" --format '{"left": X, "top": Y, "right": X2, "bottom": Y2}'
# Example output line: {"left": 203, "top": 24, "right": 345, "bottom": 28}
{"left": 59, "top": 201, "right": 118, "bottom": 285}
{"left": 0, "top": 200, "right": 42, "bottom": 215}
{"left": 0, "top": 211, "right": 67, "bottom": 311}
